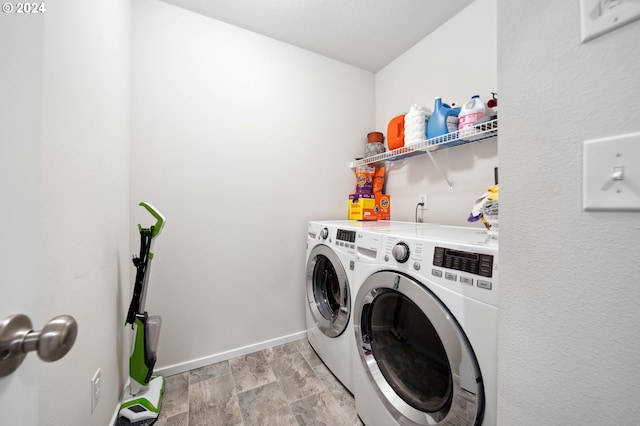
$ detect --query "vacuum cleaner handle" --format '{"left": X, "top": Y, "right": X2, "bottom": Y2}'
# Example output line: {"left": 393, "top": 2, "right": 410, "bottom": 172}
{"left": 138, "top": 202, "right": 166, "bottom": 239}
{"left": 125, "top": 202, "right": 165, "bottom": 326}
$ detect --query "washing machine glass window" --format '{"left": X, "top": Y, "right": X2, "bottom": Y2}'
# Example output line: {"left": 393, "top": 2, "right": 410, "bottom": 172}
{"left": 313, "top": 256, "right": 343, "bottom": 319}
{"left": 306, "top": 245, "right": 351, "bottom": 338}
{"left": 368, "top": 290, "right": 452, "bottom": 412}
{"left": 356, "top": 271, "right": 484, "bottom": 426}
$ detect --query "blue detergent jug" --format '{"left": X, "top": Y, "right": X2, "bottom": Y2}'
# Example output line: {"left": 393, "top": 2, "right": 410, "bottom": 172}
{"left": 426, "top": 97, "right": 459, "bottom": 141}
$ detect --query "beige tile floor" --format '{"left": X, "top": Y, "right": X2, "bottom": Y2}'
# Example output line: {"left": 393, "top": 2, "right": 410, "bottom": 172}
{"left": 155, "top": 338, "right": 363, "bottom": 425}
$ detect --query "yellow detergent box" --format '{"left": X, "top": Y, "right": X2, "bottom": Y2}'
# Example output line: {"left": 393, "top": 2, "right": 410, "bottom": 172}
{"left": 349, "top": 193, "right": 391, "bottom": 221}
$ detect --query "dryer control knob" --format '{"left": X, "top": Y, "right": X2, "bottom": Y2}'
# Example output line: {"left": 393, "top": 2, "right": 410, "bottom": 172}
{"left": 392, "top": 242, "right": 410, "bottom": 263}
{"left": 320, "top": 228, "right": 329, "bottom": 240}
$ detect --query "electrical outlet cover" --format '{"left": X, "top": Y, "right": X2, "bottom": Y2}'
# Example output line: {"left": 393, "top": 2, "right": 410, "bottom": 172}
{"left": 91, "top": 368, "right": 101, "bottom": 414}
{"left": 418, "top": 194, "right": 427, "bottom": 209}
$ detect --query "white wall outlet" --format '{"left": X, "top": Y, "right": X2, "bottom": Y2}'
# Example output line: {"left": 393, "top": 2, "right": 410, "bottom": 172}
{"left": 583, "top": 131, "right": 640, "bottom": 210}
{"left": 580, "top": 0, "right": 640, "bottom": 43}
{"left": 418, "top": 194, "right": 427, "bottom": 209}
{"left": 416, "top": 194, "right": 427, "bottom": 222}
{"left": 91, "top": 368, "right": 101, "bottom": 414}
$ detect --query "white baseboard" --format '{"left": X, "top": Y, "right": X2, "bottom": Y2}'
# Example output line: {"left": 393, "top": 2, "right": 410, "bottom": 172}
{"left": 155, "top": 330, "right": 307, "bottom": 377}
{"left": 110, "top": 331, "right": 307, "bottom": 424}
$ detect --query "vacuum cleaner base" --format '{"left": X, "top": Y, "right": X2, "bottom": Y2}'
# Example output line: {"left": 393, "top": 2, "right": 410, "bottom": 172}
{"left": 117, "top": 376, "right": 165, "bottom": 426}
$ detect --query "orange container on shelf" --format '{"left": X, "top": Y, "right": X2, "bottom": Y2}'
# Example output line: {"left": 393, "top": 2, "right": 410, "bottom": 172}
{"left": 387, "top": 115, "right": 405, "bottom": 150}
{"left": 367, "top": 132, "right": 384, "bottom": 143}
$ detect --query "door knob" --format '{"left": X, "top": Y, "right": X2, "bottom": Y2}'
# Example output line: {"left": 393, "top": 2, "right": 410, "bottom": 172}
{"left": 0, "top": 314, "right": 78, "bottom": 377}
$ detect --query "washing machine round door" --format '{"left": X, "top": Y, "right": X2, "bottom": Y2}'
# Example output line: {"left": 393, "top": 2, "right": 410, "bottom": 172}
{"left": 355, "top": 271, "right": 483, "bottom": 425}
{"left": 306, "top": 245, "right": 351, "bottom": 338}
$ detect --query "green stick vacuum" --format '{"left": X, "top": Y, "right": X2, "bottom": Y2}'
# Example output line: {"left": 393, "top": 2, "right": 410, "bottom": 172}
{"left": 118, "top": 202, "right": 166, "bottom": 425}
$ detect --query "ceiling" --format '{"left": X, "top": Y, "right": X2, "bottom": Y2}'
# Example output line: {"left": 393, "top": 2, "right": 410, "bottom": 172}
{"left": 158, "top": 0, "right": 474, "bottom": 72}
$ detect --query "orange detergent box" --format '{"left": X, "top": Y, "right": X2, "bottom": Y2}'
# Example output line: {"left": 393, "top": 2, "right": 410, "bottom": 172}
{"left": 348, "top": 193, "right": 391, "bottom": 221}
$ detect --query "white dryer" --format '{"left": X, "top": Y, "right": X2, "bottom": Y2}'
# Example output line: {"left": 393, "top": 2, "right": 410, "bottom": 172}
{"left": 353, "top": 224, "right": 499, "bottom": 426}
{"left": 306, "top": 221, "right": 358, "bottom": 392}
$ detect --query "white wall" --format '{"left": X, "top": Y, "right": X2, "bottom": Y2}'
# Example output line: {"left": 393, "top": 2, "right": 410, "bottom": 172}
{"left": 497, "top": 2, "right": 640, "bottom": 425}
{"left": 37, "top": 0, "right": 131, "bottom": 425}
{"left": 131, "top": 0, "right": 374, "bottom": 371}
{"left": 375, "top": 0, "right": 498, "bottom": 225}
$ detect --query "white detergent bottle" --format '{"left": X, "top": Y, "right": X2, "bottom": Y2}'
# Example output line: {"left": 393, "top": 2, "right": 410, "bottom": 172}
{"left": 404, "top": 104, "right": 430, "bottom": 146}
{"left": 458, "top": 95, "right": 486, "bottom": 136}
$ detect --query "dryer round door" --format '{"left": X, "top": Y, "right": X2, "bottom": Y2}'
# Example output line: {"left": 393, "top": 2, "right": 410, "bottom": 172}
{"left": 306, "top": 245, "right": 351, "bottom": 338}
{"left": 354, "top": 270, "right": 484, "bottom": 426}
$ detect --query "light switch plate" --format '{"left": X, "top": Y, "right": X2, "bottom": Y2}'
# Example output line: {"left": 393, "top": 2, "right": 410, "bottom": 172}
{"left": 583, "top": 132, "right": 640, "bottom": 211}
{"left": 580, "top": 0, "right": 640, "bottom": 43}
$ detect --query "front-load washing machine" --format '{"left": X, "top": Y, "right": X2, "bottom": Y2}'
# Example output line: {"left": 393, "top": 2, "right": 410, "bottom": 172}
{"left": 306, "top": 221, "right": 359, "bottom": 392}
{"left": 305, "top": 220, "right": 422, "bottom": 393}
{"left": 353, "top": 224, "right": 499, "bottom": 426}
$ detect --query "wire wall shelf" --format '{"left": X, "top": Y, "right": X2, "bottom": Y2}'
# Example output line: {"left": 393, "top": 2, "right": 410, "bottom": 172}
{"left": 349, "top": 118, "right": 498, "bottom": 169}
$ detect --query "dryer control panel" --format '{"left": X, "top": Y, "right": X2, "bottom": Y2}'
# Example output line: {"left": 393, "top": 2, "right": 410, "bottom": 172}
{"left": 378, "top": 231, "right": 498, "bottom": 306}
{"left": 433, "top": 247, "right": 494, "bottom": 278}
